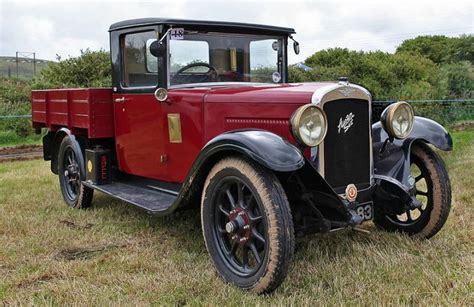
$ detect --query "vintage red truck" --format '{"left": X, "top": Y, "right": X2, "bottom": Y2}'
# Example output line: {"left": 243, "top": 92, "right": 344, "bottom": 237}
{"left": 31, "top": 18, "right": 453, "bottom": 294}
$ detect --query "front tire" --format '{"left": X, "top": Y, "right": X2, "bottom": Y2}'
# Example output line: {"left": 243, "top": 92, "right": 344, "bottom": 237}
{"left": 201, "top": 157, "right": 294, "bottom": 294}
{"left": 375, "top": 142, "right": 451, "bottom": 239}
{"left": 58, "top": 136, "right": 93, "bottom": 209}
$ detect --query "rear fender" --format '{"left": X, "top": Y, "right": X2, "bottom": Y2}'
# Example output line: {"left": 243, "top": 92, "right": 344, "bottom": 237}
{"left": 49, "top": 128, "right": 84, "bottom": 176}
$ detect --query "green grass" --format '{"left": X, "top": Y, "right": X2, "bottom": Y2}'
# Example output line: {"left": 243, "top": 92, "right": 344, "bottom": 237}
{"left": 0, "top": 130, "right": 42, "bottom": 147}
{"left": 0, "top": 130, "right": 473, "bottom": 305}
{"left": 0, "top": 77, "right": 39, "bottom": 147}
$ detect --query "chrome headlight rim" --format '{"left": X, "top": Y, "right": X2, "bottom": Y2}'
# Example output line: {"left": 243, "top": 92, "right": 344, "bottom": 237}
{"left": 291, "top": 104, "right": 328, "bottom": 147}
{"left": 382, "top": 101, "right": 415, "bottom": 140}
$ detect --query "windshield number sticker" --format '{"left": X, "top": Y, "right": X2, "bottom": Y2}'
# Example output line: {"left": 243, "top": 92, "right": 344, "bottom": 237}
{"left": 170, "top": 28, "right": 184, "bottom": 40}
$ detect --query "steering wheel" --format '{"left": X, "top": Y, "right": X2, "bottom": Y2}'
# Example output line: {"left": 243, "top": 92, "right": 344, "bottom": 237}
{"left": 171, "top": 62, "right": 219, "bottom": 84}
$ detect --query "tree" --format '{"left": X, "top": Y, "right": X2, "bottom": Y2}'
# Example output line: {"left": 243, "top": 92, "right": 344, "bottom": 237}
{"left": 451, "top": 35, "right": 474, "bottom": 64}
{"left": 396, "top": 35, "right": 474, "bottom": 64}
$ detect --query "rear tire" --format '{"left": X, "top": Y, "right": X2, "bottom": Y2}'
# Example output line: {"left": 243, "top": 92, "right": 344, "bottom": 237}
{"left": 374, "top": 142, "right": 451, "bottom": 239}
{"left": 58, "top": 136, "right": 93, "bottom": 209}
{"left": 201, "top": 157, "right": 294, "bottom": 294}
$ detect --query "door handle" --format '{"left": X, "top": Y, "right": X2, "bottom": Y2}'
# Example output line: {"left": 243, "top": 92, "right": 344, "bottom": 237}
{"left": 114, "top": 97, "right": 128, "bottom": 103}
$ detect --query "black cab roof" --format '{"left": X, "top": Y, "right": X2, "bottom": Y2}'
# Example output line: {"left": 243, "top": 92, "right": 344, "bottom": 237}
{"left": 109, "top": 18, "right": 296, "bottom": 35}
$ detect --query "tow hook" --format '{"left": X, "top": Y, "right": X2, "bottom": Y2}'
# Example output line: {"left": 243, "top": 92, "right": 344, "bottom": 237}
{"left": 348, "top": 210, "right": 364, "bottom": 225}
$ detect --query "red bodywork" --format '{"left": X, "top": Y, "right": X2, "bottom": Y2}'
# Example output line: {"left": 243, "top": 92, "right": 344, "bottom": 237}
{"left": 32, "top": 83, "right": 328, "bottom": 183}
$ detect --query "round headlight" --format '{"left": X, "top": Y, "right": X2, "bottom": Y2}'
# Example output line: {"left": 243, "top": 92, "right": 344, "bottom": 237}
{"left": 291, "top": 104, "right": 328, "bottom": 147}
{"left": 381, "top": 101, "right": 414, "bottom": 139}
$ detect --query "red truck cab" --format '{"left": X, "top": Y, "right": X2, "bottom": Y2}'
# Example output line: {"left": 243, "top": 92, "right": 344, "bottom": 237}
{"left": 32, "top": 18, "right": 453, "bottom": 294}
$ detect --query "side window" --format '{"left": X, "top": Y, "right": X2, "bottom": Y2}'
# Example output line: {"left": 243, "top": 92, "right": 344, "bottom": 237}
{"left": 122, "top": 31, "right": 158, "bottom": 88}
{"left": 249, "top": 39, "right": 279, "bottom": 83}
{"left": 169, "top": 40, "right": 209, "bottom": 74}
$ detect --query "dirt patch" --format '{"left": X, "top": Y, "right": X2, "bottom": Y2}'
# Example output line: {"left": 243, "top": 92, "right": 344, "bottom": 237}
{"left": 54, "top": 244, "right": 126, "bottom": 261}
{"left": 0, "top": 144, "right": 43, "bottom": 163}
{"left": 16, "top": 272, "right": 60, "bottom": 289}
{"left": 449, "top": 121, "right": 474, "bottom": 131}
{"left": 59, "top": 220, "right": 94, "bottom": 230}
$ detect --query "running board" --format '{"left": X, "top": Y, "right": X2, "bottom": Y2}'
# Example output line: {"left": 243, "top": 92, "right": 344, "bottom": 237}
{"left": 83, "top": 181, "right": 177, "bottom": 214}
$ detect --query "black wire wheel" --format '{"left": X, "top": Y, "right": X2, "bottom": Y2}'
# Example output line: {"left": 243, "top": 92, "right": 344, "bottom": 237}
{"left": 375, "top": 142, "right": 451, "bottom": 239}
{"left": 58, "top": 136, "right": 93, "bottom": 209}
{"left": 201, "top": 157, "right": 294, "bottom": 294}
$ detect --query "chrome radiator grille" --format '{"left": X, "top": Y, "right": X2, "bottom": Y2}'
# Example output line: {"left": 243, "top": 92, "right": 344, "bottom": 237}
{"left": 322, "top": 99, "right": 371, "bottom": 191}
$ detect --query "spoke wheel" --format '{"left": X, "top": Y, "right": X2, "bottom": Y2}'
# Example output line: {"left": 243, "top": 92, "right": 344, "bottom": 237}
{"left": 386, "top": 152, "right": 433, "bottom": 227}
{"left": 213, "top": 177, "right": 267, "bottom": 277}
{"left": 374, "top": 142, "right": 451, "bottom": 239}
{"left": 201, "top": 157, "right": 294, "bottom": 294}
{"left": 61, "top": 147, "right": 81, "bottom": 201}
{"left": 58, "top": 136, "right": 94, "bottom": 209}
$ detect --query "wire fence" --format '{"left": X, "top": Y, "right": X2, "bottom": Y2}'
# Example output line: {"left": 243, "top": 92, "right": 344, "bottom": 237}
{"left": 372, "top": 99, "right": 474, "bottom": 125}
{"left": 0, "top": 115, "right": 32, "bottom": 119}
{"left": 2, "top": 99, "right": 473, "bottom": 121}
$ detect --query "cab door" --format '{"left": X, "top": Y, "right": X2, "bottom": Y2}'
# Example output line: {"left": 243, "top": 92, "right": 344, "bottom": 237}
{"left": 112, "top": 29, "right": 167, "bottom": 180}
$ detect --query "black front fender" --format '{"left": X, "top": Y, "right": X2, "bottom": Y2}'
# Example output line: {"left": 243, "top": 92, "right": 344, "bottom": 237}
{"left": 181, "top": 130, "right": 356, "bottom": 222}
{"left": 176, "top": 129, "right": 361, "bottom": 226}
{"left": 174, "top": 130, "right": 304, "bottom": 210}
{"left": 202, "top": 130, "right": 305, "bottom": 172}
{"left": 372, "top": 116, "right": 453, "bottom": 188}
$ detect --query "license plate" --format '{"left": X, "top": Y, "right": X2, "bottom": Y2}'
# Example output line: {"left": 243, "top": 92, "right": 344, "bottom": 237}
{"left": 355, "top": 202, "right": 373, "bottom": 221}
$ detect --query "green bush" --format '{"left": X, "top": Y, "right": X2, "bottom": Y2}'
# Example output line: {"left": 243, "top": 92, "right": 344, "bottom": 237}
{"left": 438, "top": 61, "right": 474, "bottom": 99}
{"left": 289, "top": 38, "right": 474, "bottom": 103}
{"left": 32, "top": 49, "right": 111, "bottom": 89}
{"left": 0, "top": 77, "right": 34, "bottom": 142}
{"left": 290, "top": 37, "right": 474, "bottom": 124}
{"left": 0, "top": 50, "right": 113, "bottom": 146}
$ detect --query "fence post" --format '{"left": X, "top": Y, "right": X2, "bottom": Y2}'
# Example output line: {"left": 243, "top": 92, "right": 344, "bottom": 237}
{"left": 15, "top": 52, "right": 19, "bottom": 78}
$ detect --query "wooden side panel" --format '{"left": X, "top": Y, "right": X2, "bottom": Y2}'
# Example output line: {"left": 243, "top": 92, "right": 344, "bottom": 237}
{"left": 31, "top": 91, "right": 47, "bottom": 125}
{"left": 69, "top": 90, "right": 90, "bottom": 129}
{"left": 31, "top": 88, "right": 114, "bottom": 138}
{"left": 48, "top": 90, "right": 69, "bottom": 125}
{"left": 89, "top": 89, "right": 114, "bottom": 138}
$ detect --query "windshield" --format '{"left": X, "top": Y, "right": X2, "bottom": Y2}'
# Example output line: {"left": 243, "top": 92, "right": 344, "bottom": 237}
{"left": 148, "top": 30, "right": 286, "bottom": 86}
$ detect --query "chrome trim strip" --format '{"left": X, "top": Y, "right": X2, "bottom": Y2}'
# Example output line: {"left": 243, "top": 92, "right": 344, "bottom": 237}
{"left": 166, "top": 34, "right": 171, "bottom": 88}
{"left": 310, "top": 82, "right": 373, "bottom": 186}
{"left": 311, "top": 82, "right": 372, "bottom": 105}
{"left": 147, "top": 185, "right": 180, "bottom": 196}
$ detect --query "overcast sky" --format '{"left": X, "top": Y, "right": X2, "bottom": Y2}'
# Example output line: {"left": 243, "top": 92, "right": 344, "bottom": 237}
{"left": 0, "top": 0, "right": 472, "bottom": 63}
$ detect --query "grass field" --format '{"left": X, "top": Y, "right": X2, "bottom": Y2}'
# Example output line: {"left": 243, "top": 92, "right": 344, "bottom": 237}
{"left": 0, "top": 129, "right": 473, "bottom": 305}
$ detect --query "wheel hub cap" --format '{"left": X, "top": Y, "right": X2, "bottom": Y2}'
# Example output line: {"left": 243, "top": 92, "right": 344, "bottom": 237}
{"left": 66, "top": 164, "right": 79, "bottom": 179}
{"left": 225, "top": 221, "right": 237, "bottom": 233}
{"left": 228, "top": 207, "right": 251, "bottom": 246}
